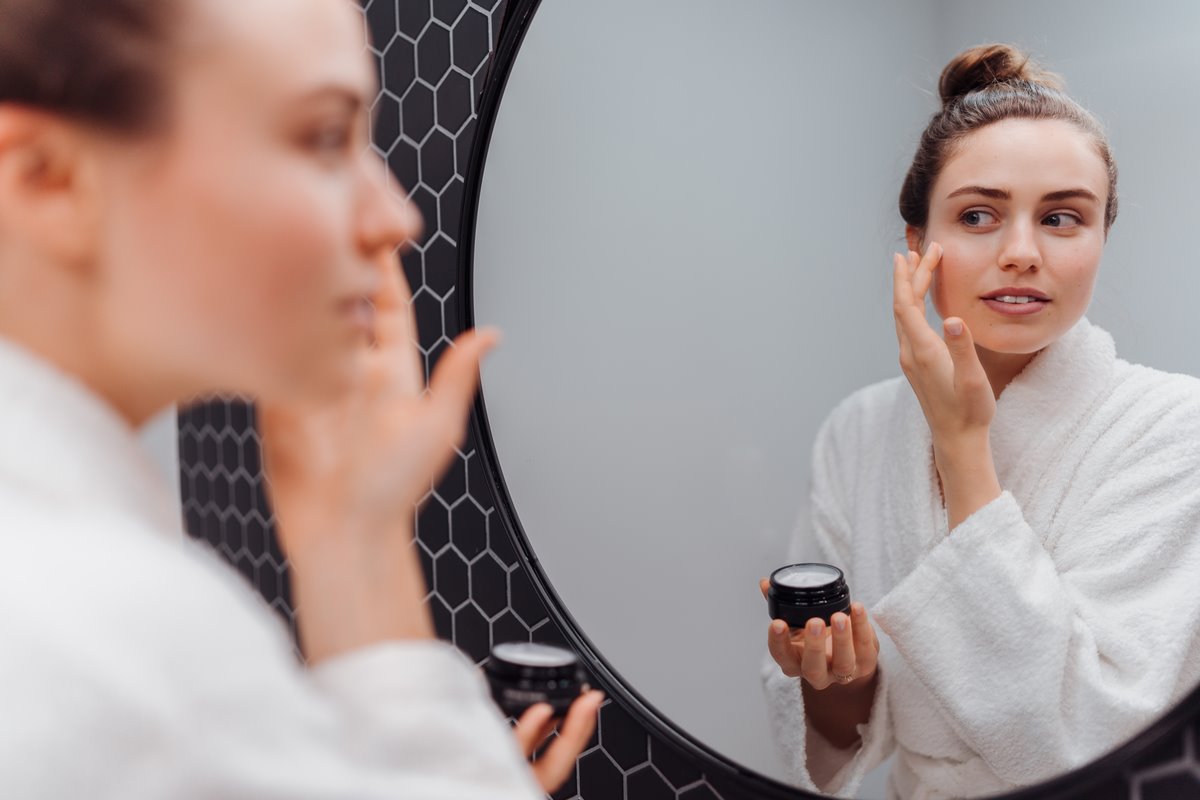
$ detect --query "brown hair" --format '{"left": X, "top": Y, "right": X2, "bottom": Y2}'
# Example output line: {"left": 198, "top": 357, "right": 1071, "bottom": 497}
{"left": 899, "top": 43, "right": 1118, "bottom": 233}
{"left": 0, "top": 0, "right": 180, "bottom": 133}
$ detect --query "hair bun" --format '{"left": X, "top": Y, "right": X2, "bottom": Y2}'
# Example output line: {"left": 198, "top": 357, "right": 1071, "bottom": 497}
{"left": 938, "top": 43, "right": 1063, "bottom": 107}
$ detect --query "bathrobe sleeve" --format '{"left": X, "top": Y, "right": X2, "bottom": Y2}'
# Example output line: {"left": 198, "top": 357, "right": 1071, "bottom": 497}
{"left": 761, "top": 408, "right": 896, "bottom": 797}
{"left": 0, "top": 512, "right": 544, "bottom": 800}
{"left": 871, "top": 377, "right": 1200, "bottom": 785}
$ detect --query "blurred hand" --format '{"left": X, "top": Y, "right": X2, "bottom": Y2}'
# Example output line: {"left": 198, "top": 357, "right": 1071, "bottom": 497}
{"left": 259, "top": 249, "right": 498, "bottom": 561}
{"left": 257, "top": 249, "right": 498, "bottom": 661}
{"left": 760, "top": 579, "right": 879, "bottom": 690}
{"left": 513, "top": 691, "right": 605, "bottom": 793}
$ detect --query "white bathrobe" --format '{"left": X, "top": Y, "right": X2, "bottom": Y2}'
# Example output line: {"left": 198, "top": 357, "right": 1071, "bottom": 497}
{"left": 762, "top": 317, "right": 1200, "bottom": 799}
{"left": 0, "top": 337, "right": 543, "bottom": 799}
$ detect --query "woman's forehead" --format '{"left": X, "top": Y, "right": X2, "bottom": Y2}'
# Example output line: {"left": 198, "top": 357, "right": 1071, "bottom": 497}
{"left": 180, "top": 0, "right": 373, "bottom": 101}
{"left": 935, "top": 119, "right": 1109, "bottom": 202}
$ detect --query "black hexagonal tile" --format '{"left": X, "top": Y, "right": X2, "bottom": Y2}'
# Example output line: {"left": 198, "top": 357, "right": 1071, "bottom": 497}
{"left": 600, "top": 701, "right": 649, "bottom": 771}
{"left": 387, "top": 140, "right": 420, "bottom": 189}
{"left": 382, "top": 36, "right": 416, "bottom": 103}
{"left": 509, "top": 565, "right": 548, "bottom": 627}
{"left": 649, "top": 737, "right": 702, "bottom": 789}
{"left": 420, "top": 129, "right": 456, "bottom": 192}
{"left": 469, "top": 554, "right": 507, "bottom": 618}
{"left": 411, "top": 288, "right": 445, "bottom": 350}
{"left": 451, "top": 8, "right": 491, "bottom": 75}
{"left": 432, "top": 0, "right": 467, "bottom": 25}
{"left": 489, "top": 610, "right": 529, "bottom": 649}
{"left": 408, "top": 185, "right": 439, "bottom": 246}
{"left": 1142, "top": 771, "right": 1200, "bottom": 800}
{"left": 435, "top": 70, "right": 473, "bottom": 134}
{"left": 453, "top": 602, "right": 490, "bottom": 662}
{"left": 437, "top": 451, "right": 467, "bottom": 503}
{"left": 678, "top": 784, "right": 722, "bottom": 800}
{"left": 626, "top": 765, "right": 674, "bottom": 800}
{"left": 364, "top": 0, "right": 396, "bottom": 46}
{"left": 422, "top": 233, "right": 457, "bottom": 297}
{"left": 233, "top": 474, "right": 253, "bottom": 512}
{"left": 428, "top": 594, "right": 452, "bottom": 640}
{"left": 451, "top": 500, "right": 488, "bottom": 560}
{"left": 1132, "top": 732, "right": 1186, "bottom": 771}
{"left": 372, "top": 90, "right": 402, "bottom": 153}
{"left": 416, "top": 23, "right": 452, "bottom": 86}
{"left": 400, "top": 82, "right": 435, "bottom": 143}
{"left": 577, "top": 750, "right": 623, "bottom": 799}
{"left": 433, "top": 548, "right": 469, "bottom": 609}
{"left": 396, "top": 0, "right": 431, "bottom": 40}
{"left": 416, "top": 498, "right": 450, "bottom": 552}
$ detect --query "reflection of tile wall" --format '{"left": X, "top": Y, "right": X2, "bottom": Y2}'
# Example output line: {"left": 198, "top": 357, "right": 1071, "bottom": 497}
{"left": 175, "top": 1, "right": 1199, "bottom": 798}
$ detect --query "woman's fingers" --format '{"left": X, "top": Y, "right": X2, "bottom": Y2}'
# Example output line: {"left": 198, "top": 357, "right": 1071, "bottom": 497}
{"left": 759, "top": 577, "right": 770, "bottom": 600}
{"left": 851, "top": 603, "right": 879, "bottom": 674}
{"left": 911, "top": 242, "right": 942, "bottom": 300}
{"left": 942, "top": 317, "right": 991, "bottom": 399}
{"left": 513, "top": 703, "right": 556, "bottom": 757}
{"left": 532, "top": 691, "right": 604, "bottom": 793}
{"left": 800, "top": 618, "right": 830, "bottom": 688}
{"left": 767, "top": 620, "right": 803, "bottom": 677}
{"left": 828, "top": 612, "right": 857, "bottom": 683}
{"left": 426, "top": 328, "right": 501, "bottom": 430}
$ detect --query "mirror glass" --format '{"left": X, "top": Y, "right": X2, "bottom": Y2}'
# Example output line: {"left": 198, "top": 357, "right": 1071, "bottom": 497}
{"left": 473, "top": 0, "right": 1200, "bottom": 794}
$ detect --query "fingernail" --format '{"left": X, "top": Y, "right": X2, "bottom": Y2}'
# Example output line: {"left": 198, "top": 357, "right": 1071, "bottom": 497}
{"left": 946, "top": 319, "right": 963, "bottom": 336}
{"left": 772, "top": 621, "right": 786, "bottom": 635}
{"left": 834, "top": 616, "right": 847, "bottom": 632}
{"left": 809, "top": 620, "right": 824, "bottom": 637}
{"left": 853, "top": 603, "right": 865, "bottom": 617}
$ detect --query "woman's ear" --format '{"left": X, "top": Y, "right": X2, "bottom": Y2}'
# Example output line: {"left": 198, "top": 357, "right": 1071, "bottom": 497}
{"left": 905, "top": 225, "right": 924, "bottom": 255}
{"left": 0, "top": 108, "right": 101, "bottom": 271}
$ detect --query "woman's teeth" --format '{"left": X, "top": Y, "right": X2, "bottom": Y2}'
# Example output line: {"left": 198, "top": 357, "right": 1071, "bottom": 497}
{"left": 993, "top": 295, "right": 1038, "bottom": 304}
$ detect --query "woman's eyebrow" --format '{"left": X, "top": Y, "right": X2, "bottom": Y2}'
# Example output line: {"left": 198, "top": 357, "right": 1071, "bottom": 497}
{"left": 294, "top": 84, "right": 366, "bottom": 113}
{"left": 944, "top": 185, "right": 1100, "bottom": 203}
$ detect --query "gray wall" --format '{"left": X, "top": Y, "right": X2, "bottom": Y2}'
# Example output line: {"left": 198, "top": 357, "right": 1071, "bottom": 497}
{"left": 474, "top": 0, "right": 1200, "bottom": 793}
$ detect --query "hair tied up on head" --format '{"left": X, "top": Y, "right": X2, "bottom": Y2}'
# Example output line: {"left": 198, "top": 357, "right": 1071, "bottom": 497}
{"left": 938, "top": 43, "right": 1065, "bottom": 108}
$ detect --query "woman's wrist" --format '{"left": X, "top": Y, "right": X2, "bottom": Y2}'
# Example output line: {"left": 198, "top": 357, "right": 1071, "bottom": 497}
{"left": 287, "top": 519, "right": 436, "bottom": 664}
{"left": 933, "top": 432, "right": 1002, "bottom": 529}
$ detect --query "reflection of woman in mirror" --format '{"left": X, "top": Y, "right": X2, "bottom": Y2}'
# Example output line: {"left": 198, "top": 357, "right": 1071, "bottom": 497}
{"left": 761, "top": 44, "right": 1200, "bottom": 798}
{"left": 0, "top": 0, "right": 601, "bottom": 795}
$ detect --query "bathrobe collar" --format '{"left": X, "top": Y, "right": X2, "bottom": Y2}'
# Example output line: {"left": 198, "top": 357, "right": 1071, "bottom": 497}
{"left": 886, "top": 316, "right": 1117, "bottom": 562}
{"left": 0, "top": 336, "right": 182, "bottom": 539}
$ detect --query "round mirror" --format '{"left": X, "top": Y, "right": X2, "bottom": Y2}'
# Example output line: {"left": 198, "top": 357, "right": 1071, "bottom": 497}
{"left": 466, "top": 0, "right": 1200, "bottom": 796}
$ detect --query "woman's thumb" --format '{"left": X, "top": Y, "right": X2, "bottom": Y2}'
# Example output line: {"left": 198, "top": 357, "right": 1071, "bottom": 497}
{"left": 943, "top": 317, "right": 984, "bottom": 375}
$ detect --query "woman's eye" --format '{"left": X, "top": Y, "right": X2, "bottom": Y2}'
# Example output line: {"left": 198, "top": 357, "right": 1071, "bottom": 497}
{"left": 960, "top": 209, "right": 997, "bottom": 227}
{"left": 1043, "top": 212, "right": 1082, "bottom": 228}
{"left": 306, "top": 126, "right": 352, "bottom": 154}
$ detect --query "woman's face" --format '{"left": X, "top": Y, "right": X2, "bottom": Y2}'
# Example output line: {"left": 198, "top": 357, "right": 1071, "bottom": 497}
{"left": 915, "top": 118, "right": 1109, "bottom": 357}
{"left": 93, "top": 0, "right": 418, "bottom": 405}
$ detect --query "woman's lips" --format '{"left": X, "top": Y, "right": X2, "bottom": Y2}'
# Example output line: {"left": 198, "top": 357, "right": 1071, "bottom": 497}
{"left": 342, "top": 297, "right": 375, "bottom": 330}
{"left": 981, "top": 297, "right": 1049, "bottom": 316}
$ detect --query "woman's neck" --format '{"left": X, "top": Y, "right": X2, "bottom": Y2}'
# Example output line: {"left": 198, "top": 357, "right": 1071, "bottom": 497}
{"left": 0, "top": 267, "right": 177, "bottom": 428}
{"left": 976, "top": 346, "right": 1040, "bottom": 399}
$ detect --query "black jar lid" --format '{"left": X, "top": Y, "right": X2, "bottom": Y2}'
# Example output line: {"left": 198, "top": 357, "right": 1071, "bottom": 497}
{"left": 769, "top": 562, "right": 847, "bottom": 602}
{"left": 486, "top": 642, "right": 581, "bottom": 682}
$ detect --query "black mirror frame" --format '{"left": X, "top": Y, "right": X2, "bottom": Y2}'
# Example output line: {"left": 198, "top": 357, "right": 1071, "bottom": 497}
{"left": 455, "top": 1, "right": 1200, "bottom": 796}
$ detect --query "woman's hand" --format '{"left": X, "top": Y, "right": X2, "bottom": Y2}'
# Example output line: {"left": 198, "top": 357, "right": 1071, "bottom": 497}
{"left": 257, "top": 250, "right": 498, "bottom": 662}
{"left": 892, "top": 243, "right": 995, "bottom": 444}
{"left": 259, "top": 249, "right": 498, "bottom": 561}
{"left": 513, "top": 691, "right": 605, "bottom": 794}
{"left": 760, "top": 580, "right": 878, "bottom": 690}
{"left": 892, "top": 243, "right": 1002, "bottom": 529}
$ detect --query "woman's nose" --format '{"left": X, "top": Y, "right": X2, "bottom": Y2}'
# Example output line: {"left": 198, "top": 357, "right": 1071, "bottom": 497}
{"left": 997, "top": 219, "right": 1042, "bottom": 273}
{"left": 358, "top": 154, "right": 424, "bottom": 256}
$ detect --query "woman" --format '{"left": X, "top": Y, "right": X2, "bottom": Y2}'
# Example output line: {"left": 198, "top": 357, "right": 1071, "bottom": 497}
{"left": 0, "top": 0, "right": 601, "bottom": 797}
{"left": 761, "top": 44, "right": 1200, "bottom": 799}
